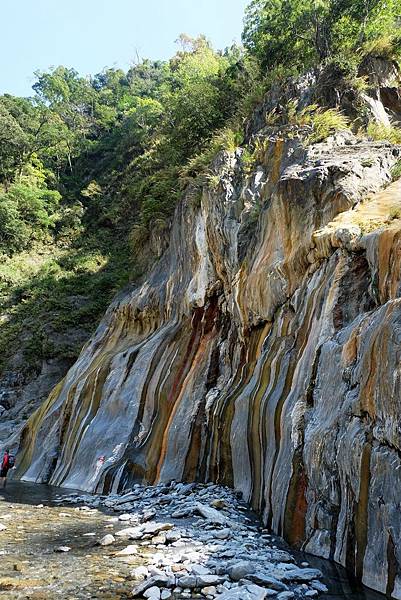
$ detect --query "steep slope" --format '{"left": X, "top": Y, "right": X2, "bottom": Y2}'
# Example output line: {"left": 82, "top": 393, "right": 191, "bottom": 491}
{"left": 14, "top": 107, "right": 401, "bottom": 595}
{"left": 0, "top": 234, "right": 135, "bottom": 453}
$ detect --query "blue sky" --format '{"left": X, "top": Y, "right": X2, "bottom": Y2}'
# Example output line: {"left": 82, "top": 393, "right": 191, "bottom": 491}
{"left": 1, "top": 0, "right": 250, "bottom": 97}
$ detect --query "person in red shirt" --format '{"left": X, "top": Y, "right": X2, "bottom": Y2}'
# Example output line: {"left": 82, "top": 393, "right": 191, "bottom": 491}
{"left": 0, "top": 449, "right": 10, "bottom": 488}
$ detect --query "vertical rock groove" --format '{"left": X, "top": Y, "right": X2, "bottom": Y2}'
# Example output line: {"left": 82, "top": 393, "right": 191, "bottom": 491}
{"left": 14, "top": 130, "right": 401, "bottom": 597}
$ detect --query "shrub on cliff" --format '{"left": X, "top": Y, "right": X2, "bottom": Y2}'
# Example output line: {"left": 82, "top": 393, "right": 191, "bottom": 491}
{"left": 391, "top": 159, "right": 401, "bottom": 181}
{"left": 307, "top": 107, "right": 350, "bottom": 143}
{"left": 367, "top": 122, "right": 401, "bottom": 144}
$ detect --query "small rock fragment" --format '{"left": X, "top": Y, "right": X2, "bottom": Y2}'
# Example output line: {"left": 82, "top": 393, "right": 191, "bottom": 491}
{"left": 115, "top": 544, "right": 138, "bottom": 555}
{"left": 248, "top": 574, "right": 288, "bottom": 591}
{"left": 132, "top": 575, "right": 170, "bottom": 597}
{"left": 277, "top": 592, "right": 295, "bottom": 600}
{"left": 211, "top": 499, "right": 227, "bottom": 509}
{"left": 311, "top": 580, "right": 328, "bottom": 593}
{"left": 98, "top": 534, "right": 115, "bottom": 546}
{"left": 131, "top": 565, "right": 149, "bottom": 580}
{"left": 195, "top": 503, "right": 228, "bottom": 525}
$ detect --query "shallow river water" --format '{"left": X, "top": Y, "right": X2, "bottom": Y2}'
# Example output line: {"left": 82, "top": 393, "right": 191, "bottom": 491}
{"left": 0, "top": 482, "right": 386, "bottom": 600}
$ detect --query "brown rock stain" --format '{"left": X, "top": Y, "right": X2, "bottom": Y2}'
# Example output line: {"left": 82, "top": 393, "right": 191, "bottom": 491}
{"left": 154, "top": 304, "right": 218, "bottom": 482}
{"left": 342, "top": 330, "right": 358, "bottom": 366}
{"left": 270, "top": 138, "right": 285, "bottom": 184}
{"left": 284, "top": 450, "right": 308, "bottom": 547}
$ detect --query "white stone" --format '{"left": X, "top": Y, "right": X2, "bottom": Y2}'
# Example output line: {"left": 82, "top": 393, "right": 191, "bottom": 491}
{"left": 55, "top": 546, "right": 71, "bottom": 552}
{"left": 201, "top": 586, "right": 217, "bottom": 596}
{"left": 99, "top": 534, "right": 115, "bottom": 546}
{"left": 191, "top": 564, "right": 211, "bottom": 576}
{"left": 131, "top": 566, "right": 149, "bottom": 580}
{"left": 115, "top": 544, "right": 138, "bottom": 555}
{"left": 144, "top": 586, "right": 161, "bottom": 599}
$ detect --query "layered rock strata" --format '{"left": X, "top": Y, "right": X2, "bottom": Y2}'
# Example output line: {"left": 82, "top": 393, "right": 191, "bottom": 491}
{"left": 14, "top": 121, "right": 401, "bottom": 597}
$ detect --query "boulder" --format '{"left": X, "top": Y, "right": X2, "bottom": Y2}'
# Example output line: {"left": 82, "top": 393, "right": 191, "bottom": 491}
{"left": 228, "top": 561, "right": 255, "bottom": 581}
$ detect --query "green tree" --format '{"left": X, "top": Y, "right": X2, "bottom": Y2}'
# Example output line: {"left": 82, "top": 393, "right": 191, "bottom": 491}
{"left": 0, "top": 101, "right": 30, "bottom": 185}
{"left": 33, "top": 67, "right": 96, "bottom": 173}
{"left": 243, "top": 0, "right": 401, "bottom": 71}
{"left": 0, "top": 183, "right": 60, "bottom": 253}
{"left": 160, "top": 36, "right": 232, "bottom": 161}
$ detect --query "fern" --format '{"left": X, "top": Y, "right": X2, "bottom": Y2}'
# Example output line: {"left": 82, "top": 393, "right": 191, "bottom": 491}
{"left": 367, "top": 122, "right": 401, "bottom": 145}
{"left": 180, "top": 127, "right": 242, "bottom": 180}
{"left": 391, "top": 159, "right": 401, "bottom": 181}
{"left": 306, "top": 108, "right": 350, "bottom": 144}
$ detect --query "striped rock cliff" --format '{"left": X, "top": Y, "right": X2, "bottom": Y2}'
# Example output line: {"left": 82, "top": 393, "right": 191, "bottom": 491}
{"left": 14, "top": 113, "right": 401, "bottom": 594}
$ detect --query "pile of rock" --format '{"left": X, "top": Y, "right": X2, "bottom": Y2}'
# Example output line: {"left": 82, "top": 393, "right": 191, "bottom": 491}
{"left": 56, "top": 482, "right": 327, "bottom": 600}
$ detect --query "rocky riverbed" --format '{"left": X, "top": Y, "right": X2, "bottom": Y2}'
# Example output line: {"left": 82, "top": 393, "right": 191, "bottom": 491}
{"left": 0, "top": 481, "right": 330, "bottom": 600}
{"left": 0, "top": 481, "right": 387, "bottom": 600}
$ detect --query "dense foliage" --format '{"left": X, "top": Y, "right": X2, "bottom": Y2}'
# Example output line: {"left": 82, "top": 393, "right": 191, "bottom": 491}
{"left": 0, "top": 37, "right": 261, "bottom": 256}
{"left": 0, "top": 1, "right": 400, "bottom": 373}
{"left": 243, "top": 0, "right": 401, "bottom": 71}
{"left": 0, "top": 36, "right": 260, "bottom": 370}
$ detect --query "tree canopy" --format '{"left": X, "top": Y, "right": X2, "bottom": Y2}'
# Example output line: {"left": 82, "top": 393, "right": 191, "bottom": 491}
{"left": 243, "top": 0, "right": 401, "bottom": 71}
{"left": 0, "top": 37, "right": 258, "bottom": 255}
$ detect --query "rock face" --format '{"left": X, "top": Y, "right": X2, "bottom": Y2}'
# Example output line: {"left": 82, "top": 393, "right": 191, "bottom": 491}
{"left": 0, "top": 354, "right": 78, "bottom": 455}
{"left": 13, "top": 82, "right": 401, "bottom": 597}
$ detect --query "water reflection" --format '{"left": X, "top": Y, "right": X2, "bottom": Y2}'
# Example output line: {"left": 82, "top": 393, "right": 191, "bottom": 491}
{"left": 0, "top": 480, "right": 90, "bottom": 506}
{"left": 302, "top": 554, "right": 387, "bottom": 600}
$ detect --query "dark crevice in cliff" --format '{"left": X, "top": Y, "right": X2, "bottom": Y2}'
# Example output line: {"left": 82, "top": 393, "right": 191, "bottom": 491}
{"left": 373, "top": 437, "right": 401, "bottom": 463}
{"left": 333, "top": 253, "right": 377, "bottom": 331}
{"left": 354, "top": 435, "right": 372, "bottom": 581}
{"left": 305, "top": 344, "right": 323, "bottom": 408}
{"left": 329, "top": 477, "right": 342, "bottom": 562}
{"left": 148, "top": 305, "right": 211, "bottom": 484}
{"left": 266, "top": 344, "right": 297, "bottom": 532}
{"left": 184, "top": 298, "right": 223, "bottom": 482}
{"left": 120, "top": 348, "right": 140, "bottom": 386}
{"left": 386, "top": 533, "right": 399, "bottom": 598}
{"left": 211, "top": 326, "right": 264, "bottom": 487}
{"left": 284, "top": 448, "right": 308, "bottom": 547}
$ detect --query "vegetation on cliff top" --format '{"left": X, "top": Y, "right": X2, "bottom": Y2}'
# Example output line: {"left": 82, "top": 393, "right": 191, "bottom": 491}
{"left": 0, "top": 0, "right": 400, "bottom": 373}
{"left": 243, "top": 0, "right": 401, "bottom": 71}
